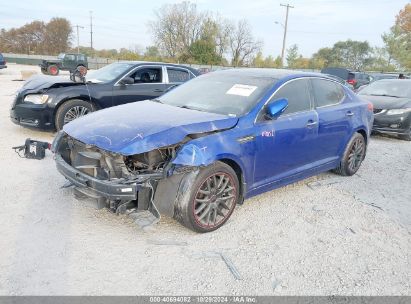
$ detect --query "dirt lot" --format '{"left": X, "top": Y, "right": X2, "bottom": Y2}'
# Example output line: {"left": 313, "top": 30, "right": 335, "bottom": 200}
{"left": 0, "top": 64, "right": 410, "bottom": 295}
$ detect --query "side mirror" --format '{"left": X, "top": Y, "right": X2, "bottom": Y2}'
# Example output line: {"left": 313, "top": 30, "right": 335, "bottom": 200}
{"left": 266, "top": 98, "right": 288, "bottom": 119}
{"left": 119, "top": 76, "right": 134, "bottom": 85}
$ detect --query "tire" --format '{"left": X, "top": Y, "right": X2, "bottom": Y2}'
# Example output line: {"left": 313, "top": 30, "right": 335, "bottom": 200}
{"left": 55, "top": 99, "right": 94, "bottom": 131}
{"left": 76, "top": 65, "right": 88, "bottom": 76}
{"left": 334, "top": 132, "right": 366, "bottom": 176}
{"left": 175, "top": 161, "right": 240, "bottom": 233}
{"left": 47, "top": 65, "right": 59, "bottom": 76}
{"left": 40, "top": 68, "right": 48, "bottom": 75}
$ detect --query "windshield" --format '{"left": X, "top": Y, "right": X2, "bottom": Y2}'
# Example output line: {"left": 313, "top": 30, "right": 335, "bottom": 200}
{"left": 158, "top": 73, "right": 276, "bottom": 116}
{"left": 86, "top": 63, "right": 134, "bottom": 83}
{"left": 359, "top": 80, "right": 411, "bottom": 98}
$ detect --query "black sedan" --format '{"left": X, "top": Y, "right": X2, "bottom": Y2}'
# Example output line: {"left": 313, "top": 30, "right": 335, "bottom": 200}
{"left": 10, "top": 62, "right": 199, "bottom": 130}
{"left": 358, "top": 79, "right": 411, "bottom": 140}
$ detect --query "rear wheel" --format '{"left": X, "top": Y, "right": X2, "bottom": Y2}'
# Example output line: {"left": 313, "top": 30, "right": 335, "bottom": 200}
{"left": 47, "top": 65, "right": 59, "bottom": 76}
{"left": 176, "top": 162, "right": 239, "bottom": 233}
{"left": 55, "top": 99, "right": 93, "bottom": 131}
{"left": 334, "top": 132, "right": 366, "bottom": 176}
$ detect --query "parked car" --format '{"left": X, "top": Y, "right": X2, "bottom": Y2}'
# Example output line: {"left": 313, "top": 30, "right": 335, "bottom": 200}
{"left": 10, "top": 62, "right": 199, "bottom": 130}
{"left": 39, "top": 53, "right": 88, "bottom": 76}
{"left": 0, "top": 53, "right": 7, "bottom": 69}
{"left": 325, "top": 74, "right": 354, "bottom": 90}
{"left": 321, "top": 67, "right": 371, "bottom": 90}
{"left": 369, "top": 73, "right": 399, "bottom": 81}
{"left": 358, "top": 79, "right": 411, "bottom": 140}
{"left": 52, "top": 69, "right": 374, "bottom": 232}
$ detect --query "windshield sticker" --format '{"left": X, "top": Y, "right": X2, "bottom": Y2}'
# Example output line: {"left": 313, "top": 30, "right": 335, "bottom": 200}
{"left": 226, "top": 84, "right": 257, "bottom": 97}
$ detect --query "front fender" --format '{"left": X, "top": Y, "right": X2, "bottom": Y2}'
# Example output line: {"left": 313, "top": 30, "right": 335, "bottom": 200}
{"left": 171, "top": 130, "right": 252, "bottom": 187}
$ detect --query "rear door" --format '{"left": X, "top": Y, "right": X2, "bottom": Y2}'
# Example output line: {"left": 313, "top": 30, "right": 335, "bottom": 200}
{"left": 311, "top": 78, "right": 353, "bottom": 161}
{"left": 165, "top": 67, "right": 194, "bottom": 91}
{"left": 112, "top": 65, "right": 166, "bottom": 106}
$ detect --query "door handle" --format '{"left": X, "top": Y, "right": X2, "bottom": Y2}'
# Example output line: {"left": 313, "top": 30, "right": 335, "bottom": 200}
{"left": 346, "top": 111, "right": 355, "bottom": 117}
{"left": 306, "top": 120, "right": 317, "bottom": 127}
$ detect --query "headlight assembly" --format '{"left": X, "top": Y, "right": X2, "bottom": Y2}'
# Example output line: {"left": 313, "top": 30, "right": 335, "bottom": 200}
{"left": 386, "top": 108, "right": 411, "bottom": 115}
{"left": 23, "top": 94, "right": 50, "bottom": 104}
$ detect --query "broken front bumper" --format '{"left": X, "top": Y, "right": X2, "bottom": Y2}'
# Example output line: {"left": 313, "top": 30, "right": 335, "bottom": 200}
{"left": 55, "top": 153, "right": 139, "bottom": 201}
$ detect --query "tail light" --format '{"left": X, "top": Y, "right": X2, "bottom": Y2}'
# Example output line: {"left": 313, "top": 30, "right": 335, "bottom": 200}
{"left": 347, "top": 79, "right": 357, "bottom": 86}
{"left": 367, "top": 102, "right": 373, "bottom": 112}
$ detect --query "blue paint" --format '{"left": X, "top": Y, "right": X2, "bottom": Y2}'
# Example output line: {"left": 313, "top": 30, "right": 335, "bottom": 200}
{"left": 62, "top": 70, "right": 373, "bottom": 198}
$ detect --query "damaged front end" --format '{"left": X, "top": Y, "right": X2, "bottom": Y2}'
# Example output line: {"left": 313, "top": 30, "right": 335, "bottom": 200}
{"left": 53, "top": 131, "right": 198, "bottom": 227}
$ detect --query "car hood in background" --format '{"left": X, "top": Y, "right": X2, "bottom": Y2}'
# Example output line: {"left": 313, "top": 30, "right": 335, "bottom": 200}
{"left": 63, "top": 100, "right": 239, "bottom": 155}
{"left": 359, "top": 95, "right": 411, "bottom": 110}
{"left": 21, "top": 75, "right": 82, "bottom": 91}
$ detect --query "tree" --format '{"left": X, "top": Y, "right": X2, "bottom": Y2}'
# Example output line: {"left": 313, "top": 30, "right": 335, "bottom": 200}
{"left": 43, "top": 18, "right": 72, "bottom": 54}
{"left": 286, "top": 44, "right": 299, "bottom": 68}
{"left": 332, "top": 40, "right": 372, "bottom": 70}
{"left": 382, "top": 4, "right": 411, "bottom": 69}
{"left": 0, "top": 18, "right": 72, "bottom": 55}
{"left": 229, "top": 19, "right": 262, "bottom": 67}
{"left": 149, "top": 1, "right": 205, "bottom": 58}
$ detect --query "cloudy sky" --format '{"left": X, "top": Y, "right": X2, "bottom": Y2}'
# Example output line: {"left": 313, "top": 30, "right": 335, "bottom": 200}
{"left": 1, "top": 0, "right": 409, "bottom": 57}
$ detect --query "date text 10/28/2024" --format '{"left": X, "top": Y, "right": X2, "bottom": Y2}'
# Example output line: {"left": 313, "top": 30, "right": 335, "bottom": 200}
{"left": 149, "top": 296, "right": 257, "bottom": 303}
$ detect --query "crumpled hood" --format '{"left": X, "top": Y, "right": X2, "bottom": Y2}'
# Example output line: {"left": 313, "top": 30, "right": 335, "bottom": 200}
{"left": 22, "top": 75, "right": 81, "bottom": 91}
{"left": 63, "top": 100, "right": 238, "bottom": 155}
{"left": 359, "top": 94, "right": 411, "bottom": 110}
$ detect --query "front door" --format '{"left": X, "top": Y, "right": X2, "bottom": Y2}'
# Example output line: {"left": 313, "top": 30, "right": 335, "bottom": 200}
{"left": 112, "top": 66, "right": 166, "bottom": 106}
{"left": 253, "top": 78, "right": 319, "bottom": 189}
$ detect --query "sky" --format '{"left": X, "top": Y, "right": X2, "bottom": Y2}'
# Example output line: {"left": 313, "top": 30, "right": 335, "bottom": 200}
{"left": 1, "top": 0, "right": 410, "bottom": 57}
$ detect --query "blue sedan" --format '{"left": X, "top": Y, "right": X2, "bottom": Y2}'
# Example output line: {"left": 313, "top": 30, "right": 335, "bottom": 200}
{"left": 53, "top": 69, "right": 374, "bottom": 232}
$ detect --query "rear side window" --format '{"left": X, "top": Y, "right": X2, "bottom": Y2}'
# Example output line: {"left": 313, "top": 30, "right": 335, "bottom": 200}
{"left": 270, "top": 78, "right": 311, "bottom": 115}
{"left": 167, "top": 68, "right": 190, "bottom": 83}
{"left": 311, "top": 78, "right": 345, "bottom": 107}
{"left": 347, "top": 73, "right": 355, "bottom": 80}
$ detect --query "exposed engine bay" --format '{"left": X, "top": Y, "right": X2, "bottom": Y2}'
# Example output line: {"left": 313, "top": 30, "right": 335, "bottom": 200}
{"left": 54, "top": 132, "right": 197, "bottom": 228}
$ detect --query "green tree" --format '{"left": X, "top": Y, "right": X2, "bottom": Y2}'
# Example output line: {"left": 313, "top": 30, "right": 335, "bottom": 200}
{"left": 382, "top": 4, "right": 411, "bottom": 69}
{"left": 286, "top": 44, "right": 299, "bottom": 68}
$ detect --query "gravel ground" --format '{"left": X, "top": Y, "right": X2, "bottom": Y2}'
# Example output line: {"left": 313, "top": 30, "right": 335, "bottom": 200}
{"left": 0, "top": 64, "right": 410, "bottom": 296}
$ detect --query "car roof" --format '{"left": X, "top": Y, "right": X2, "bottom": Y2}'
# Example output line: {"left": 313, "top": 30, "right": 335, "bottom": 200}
{"left": 211, "top": 68, "right": 335, "bottom": 80}
{"left": 113, "top": 61, "right": 199, "bottom": 74}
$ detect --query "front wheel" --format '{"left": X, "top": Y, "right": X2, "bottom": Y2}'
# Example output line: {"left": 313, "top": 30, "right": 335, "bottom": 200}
{"left": 55, "top": 99, "right": 94, "bottom": 131}
{"left": 334, "top": 132, "right": 366, "bottom": 176}
{"left": 176, "top": 162, "right": 240, "bottom": 233}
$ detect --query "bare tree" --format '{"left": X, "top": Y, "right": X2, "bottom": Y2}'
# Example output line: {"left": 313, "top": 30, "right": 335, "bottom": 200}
{"left": 229, "top": 19, "right": 262, "bottom": 66}
{"left": 149, "top": 1, "right": 206, "bottom": 58}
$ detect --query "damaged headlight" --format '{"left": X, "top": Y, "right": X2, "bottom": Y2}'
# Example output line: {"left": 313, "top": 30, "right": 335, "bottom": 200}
{"left": 23, "top": 94, "right": 50, "bottom": 104}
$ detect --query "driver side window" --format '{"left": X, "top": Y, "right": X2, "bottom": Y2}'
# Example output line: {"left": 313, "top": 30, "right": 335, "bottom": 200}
{"left": 129, "top": 67, "right": 162, "bottom": 84}
{"left": 260, "top": 78, "right": 311, "bottom": 120}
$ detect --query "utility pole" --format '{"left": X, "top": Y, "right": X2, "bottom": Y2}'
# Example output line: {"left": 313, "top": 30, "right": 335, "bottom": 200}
{"left": 74, "top": 25, "right": 84, "bottom": 54}
{"left": 90, "top": 11, "right": 93, "bottom": 53}
{"left": 280, "top": 3, "right": 294, "bottom": 67}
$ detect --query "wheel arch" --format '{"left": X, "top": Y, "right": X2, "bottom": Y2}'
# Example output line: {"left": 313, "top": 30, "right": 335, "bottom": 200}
{"left": 53, "top": 96, "right": 99, "bottom": 118}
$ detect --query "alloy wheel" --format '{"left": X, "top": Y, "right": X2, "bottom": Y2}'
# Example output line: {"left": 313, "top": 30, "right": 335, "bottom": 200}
{"left": 63, "top": 106, "right": 90, "bottom": 124}
{"left": 347, "top": 137, "right": 365, "bottom": 172}
{"left": 193, "top": 172, "right": 237, "bottom": 229}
